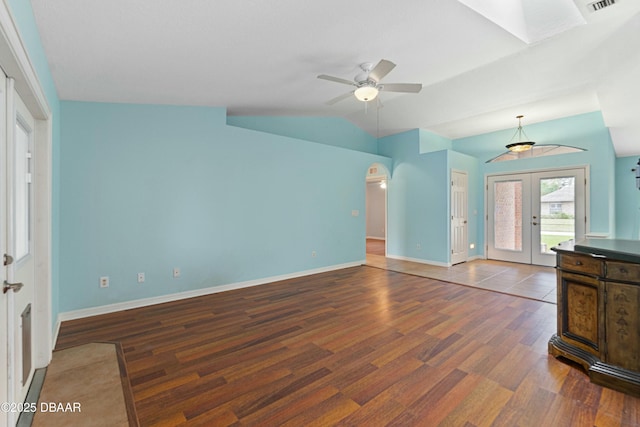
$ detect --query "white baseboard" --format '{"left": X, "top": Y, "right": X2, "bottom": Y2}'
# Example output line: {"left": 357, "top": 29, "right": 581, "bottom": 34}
{"left": 52, "top": 318, "right": 62, "bottom": 350}
{"left": 57, "top": 261, "right": 364, "bottom": 324}
{"left": 385, "top": 254, "right": 450, "bottom": 267}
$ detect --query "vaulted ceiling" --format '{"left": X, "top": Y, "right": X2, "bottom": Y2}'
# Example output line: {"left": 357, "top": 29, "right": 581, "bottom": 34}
{"left": 30, "top": 0, "right": 640, "bottom": 156}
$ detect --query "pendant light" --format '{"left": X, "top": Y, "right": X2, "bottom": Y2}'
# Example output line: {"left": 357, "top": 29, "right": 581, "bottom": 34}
{"left": 506, "top": 115, "right": 535, "bottom": 152}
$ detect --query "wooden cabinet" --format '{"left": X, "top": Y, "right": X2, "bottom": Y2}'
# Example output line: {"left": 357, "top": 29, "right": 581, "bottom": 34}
{"left": 549, "top": 243, "right": 640, "bottom": 396}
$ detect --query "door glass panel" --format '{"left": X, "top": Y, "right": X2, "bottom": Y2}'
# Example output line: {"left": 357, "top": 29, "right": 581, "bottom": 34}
{"left": 14, "top": 120, "right": 31, "bottom": 260}
{"left": 539, "top": 177, "right": 575, "bottom": 254}
{"left": 493, "top": 180, "right": 522, "bottom": 251}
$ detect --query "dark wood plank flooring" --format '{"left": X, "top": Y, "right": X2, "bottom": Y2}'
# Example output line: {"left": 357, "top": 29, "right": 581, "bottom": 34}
{"left": 56, "top": 266, "right": 640, "bottom": 426}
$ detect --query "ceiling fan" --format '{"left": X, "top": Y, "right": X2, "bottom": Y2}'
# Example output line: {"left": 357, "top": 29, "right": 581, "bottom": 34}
{"left": 317, "top": 59, "right": 422, "bottom": 105}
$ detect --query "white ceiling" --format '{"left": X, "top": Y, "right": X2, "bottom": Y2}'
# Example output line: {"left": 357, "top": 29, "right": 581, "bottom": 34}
{"left": 30, "top": 0, "right": 640, "bottom": 156}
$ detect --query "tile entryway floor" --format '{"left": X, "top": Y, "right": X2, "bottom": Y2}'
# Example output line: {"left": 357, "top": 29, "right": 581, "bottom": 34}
{"left": 366, "top": 253, "right": 557, "bottom": 304}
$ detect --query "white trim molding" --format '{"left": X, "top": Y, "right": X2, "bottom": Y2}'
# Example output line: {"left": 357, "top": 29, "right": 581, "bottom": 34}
{"left": 0, "top": 1, "right": 50, "bottom": 120}
{"left": 57, "top": 261, "right": 364, "bottom": 325}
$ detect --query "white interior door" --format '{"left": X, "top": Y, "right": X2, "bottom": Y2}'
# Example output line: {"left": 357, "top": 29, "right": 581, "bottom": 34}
{"left": 487, "top": 168, "right": 586, "bottom": 266}
{"left": 451, "top": 170, "right": 468, "bottom": 265}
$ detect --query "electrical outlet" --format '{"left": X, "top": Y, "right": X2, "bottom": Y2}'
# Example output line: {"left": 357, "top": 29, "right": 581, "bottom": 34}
{"left": 312, "top": 251, "right": 317, "bottom": 257}
{"left": 416, "top": 243, "right": 421, "bottom": 250}
{"left": 173, "top": 267, "right": 180, "bottom": 278}
{"left": 99, "top": 276, "right": 109, "bottom": 288}
{"left": 137, "top": 272, "right": 145, "bottom": 283}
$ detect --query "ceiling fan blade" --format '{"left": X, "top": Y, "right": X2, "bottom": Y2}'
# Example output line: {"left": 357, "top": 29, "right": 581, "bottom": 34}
{"left": 368, "top": 59, "right": 396, "bottom": 82}
{"left": 380, "top": 83, "right": 422, "bottom": 93}
{"left": 325, "top": 91, "right": 354, "bottom": 105}
{"left": 317, "top": 74, "right": 355, "bottom": 86}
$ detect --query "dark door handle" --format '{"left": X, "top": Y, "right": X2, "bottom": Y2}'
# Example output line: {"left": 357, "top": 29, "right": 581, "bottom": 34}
{"left": 3, "top": 280, "right": 24, "bottom": 294}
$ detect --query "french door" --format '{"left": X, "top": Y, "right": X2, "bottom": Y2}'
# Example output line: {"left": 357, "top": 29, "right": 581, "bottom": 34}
{"left": 487, "top": 168, "right": 586, "bottom": 266}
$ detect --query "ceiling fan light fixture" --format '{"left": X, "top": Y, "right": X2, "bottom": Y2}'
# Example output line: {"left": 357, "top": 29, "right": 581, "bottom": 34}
{"left": 354, "top": 85, "right": 379, "bottom": 102}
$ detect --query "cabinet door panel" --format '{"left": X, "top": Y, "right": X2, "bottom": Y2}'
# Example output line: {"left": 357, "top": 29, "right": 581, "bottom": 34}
{"left": 561, "top": 272, "right": 601, "bottom": 354}
{"left": 606, "top": 282, "right": 640, "bottom": 371}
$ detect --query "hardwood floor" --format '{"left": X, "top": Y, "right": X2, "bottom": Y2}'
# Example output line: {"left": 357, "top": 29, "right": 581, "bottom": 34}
{"left": 56, "top": 266, "right": 640, "bottom": 426}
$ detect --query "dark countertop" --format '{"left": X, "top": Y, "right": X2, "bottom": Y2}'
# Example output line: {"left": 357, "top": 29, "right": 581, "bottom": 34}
{"left": 553, "top": 238, "right": 640, "bottom": 264}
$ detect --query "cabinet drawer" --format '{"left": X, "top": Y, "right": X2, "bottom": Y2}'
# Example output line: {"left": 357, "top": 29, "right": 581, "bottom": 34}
{"left": 559, "top": 253, "right": 602, "bottom": 276}
{"left": 607, "top": 261, "right": 640, "bottom": 282}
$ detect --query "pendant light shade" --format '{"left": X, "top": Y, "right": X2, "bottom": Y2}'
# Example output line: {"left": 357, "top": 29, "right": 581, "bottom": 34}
{"left": 506, "top": 140, "right": 535, "bottom": 152}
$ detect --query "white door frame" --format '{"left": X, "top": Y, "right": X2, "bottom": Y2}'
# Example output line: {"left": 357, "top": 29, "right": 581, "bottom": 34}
{"left": 0, "top": 3, "right": 53, "bottom": 425}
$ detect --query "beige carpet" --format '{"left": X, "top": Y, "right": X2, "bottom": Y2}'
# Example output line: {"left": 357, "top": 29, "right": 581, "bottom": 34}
{"left": 32, "top": 342, "right": 137, "bottom": 427}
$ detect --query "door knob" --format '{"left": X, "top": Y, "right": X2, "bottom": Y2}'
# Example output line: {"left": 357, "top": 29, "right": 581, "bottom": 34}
{"left": 3, "top": 280, "right": 24, "bottom": 294}
{"left": 3, "top": 254, "right": 13, "bottom": 266}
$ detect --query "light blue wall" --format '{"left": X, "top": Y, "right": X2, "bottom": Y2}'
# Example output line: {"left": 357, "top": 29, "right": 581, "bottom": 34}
{"left": 227, "top": 116, "right": 379, "bottom": 154}
{"left": 379, "top": 130, "right": 452, "bottom": 264}
{"left": 453, "top": 112, "right": 617, "bottom": 246}
{"left": 419, "top": 128, "right": 452, "bottom": 153}
{"left": 8, "top": 0, "right": 61, "bottom": 331}
{"left": 615, "top": 156, "right": 640, "bottom": 239}
{"left": 59, "top": 102, "right": 390, "bottom": 312}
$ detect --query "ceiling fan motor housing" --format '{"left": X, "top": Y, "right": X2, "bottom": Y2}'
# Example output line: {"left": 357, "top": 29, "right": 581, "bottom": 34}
{"left": 355, "top": 62, "right": 375, "bottom": 82}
